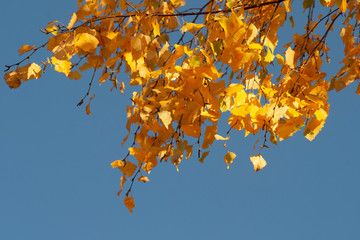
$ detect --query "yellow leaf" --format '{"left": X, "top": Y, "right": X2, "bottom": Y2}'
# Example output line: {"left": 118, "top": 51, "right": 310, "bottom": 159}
{"left": 18, "top": 45, "right": 35, "bottom": 56}
{"left": 215, "top": 134, "right": 230, "bottom": 141}
{"left": 285, "top": 47, "right": 295, "bottom": 68}
{"left": 224, "top": 152, "right": 236, "bottom": 169}
{"left": 284, "top": 0, "right": 292, "bottom": 12}
{"left": 264, "top": 47, "right": 275, "bottom": 63}
{"left": 75, "top": 33, "right": 99, "bottom": 52}
{"left": 180, "top": 22, "right": 205, "bottom": 34}
{"left": 111, "top": 160, "right": 125, "bottom": 168}
{"left": 67, "top": 13, "right": 78, "bottom": 29}
{"left": 248, "top": 43, "right": 263, "bottom": 51}
{"left": 46, "top": 25, "right": 58, "bottom": 36}
{"left": 336, "top": 0, "right": 347, "bottom": 13}
{"left": 152, "top": 21, "right": 160, "bottom": 37}
{"left": 315, "top": 108, "right": 328, "bottom": 121}
{"left": 119, "top": 161, "right": 137, "bottom": 177}
{"left": 138, "top": 176, "right": 149, "bottom": 182}
{"left": 158, "top": 110, "right": 172, "bottom": 129}
{"left": 250, "top": 154, "right": 267, "bottom": 173}
{"left": 124, "top": 196, "right": 135, "bottom": 214}
{"left": 52, "top": 57, "right": 72, "bottom": 76}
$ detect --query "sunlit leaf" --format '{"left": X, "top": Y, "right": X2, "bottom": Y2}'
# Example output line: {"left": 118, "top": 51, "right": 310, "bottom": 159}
{"left": 75, "top": 33, "right": 99, "bottom": 52}
{"left": 250, "top": 155, "right": 267, "bottom": 173}
{"left": 138, "top": 176, "right": 149, "bottom": 182}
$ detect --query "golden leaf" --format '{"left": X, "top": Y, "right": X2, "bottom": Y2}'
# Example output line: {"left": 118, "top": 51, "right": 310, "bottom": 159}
{"left": 180, "top": 23, "right": 205, "bottom": 34}
{"left": 111, "top": 160, "right": 125, "bottom": 168}
{"left": 250, "top": 154, "right": 267, "bottom": 173}
{"left": 52, "top": 57, "right": 72, "bottom": 76}
{"left": 124, "top": 197, "right": 135, "bottom": 214}
{"left": 18, "top": 45, "right": 35, "bottom": 56}
{"left": 224, "top": 152, "right": 236, "bottom": 169}
{"left": 67, "top": 13, "right": 78, "bottom": 29}
{"left": 75, "top": 33, "right": 99, "bottom": 52}
{"left": 152, "top": 21, "right": 160, "bottom": 37}
{"left": 46, "top": 25, "right": 58, "bottom": 36}
{"left": 99, "top": 72, "right": 111, "bottom": 85}
{"left": 119, "top": 161, "right": 137, "bottom": 177}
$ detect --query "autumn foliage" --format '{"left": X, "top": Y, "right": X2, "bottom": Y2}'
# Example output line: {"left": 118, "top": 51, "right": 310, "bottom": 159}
{"left": 4, "top": 0, "right": 360, "bottom": 213}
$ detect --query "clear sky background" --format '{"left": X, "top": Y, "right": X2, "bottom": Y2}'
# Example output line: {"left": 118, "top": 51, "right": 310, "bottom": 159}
{"left": 1, "top": 1, "right": 360, "bottom": 239}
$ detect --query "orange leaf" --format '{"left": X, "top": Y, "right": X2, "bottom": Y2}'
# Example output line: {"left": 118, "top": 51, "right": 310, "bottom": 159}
{"left": 117, "top": 175, "right": 127, "bottom": 196}
{"left": 18, "top": 45, "right": 35, "bottom": 56}
{"left": 68, "top": 70, "right": 82, "bottom": 80}
{"left": 119, "top": 161, "right": 137, "bottom": 177}
{"left": 86, "top": 94, "right": 95, "bottom": 115}
{"left": 355, "top": 83, "right": 360, "bottom": 95}
{"left": 198, "top": 151, "right": 210, "bottom": 163}
{"left": 4, "top": 71, "right": 21, "bottom": 89}
{"left": 202, "top": 125, "right": 217, "bottom": 149}
{"left": 124, "top": 197, "right": 135, "bottom": 214}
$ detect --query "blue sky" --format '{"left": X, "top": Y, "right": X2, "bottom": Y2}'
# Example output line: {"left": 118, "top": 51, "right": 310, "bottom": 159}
{"left": 1, "top": 1, "right": 359, "bottom": 239}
